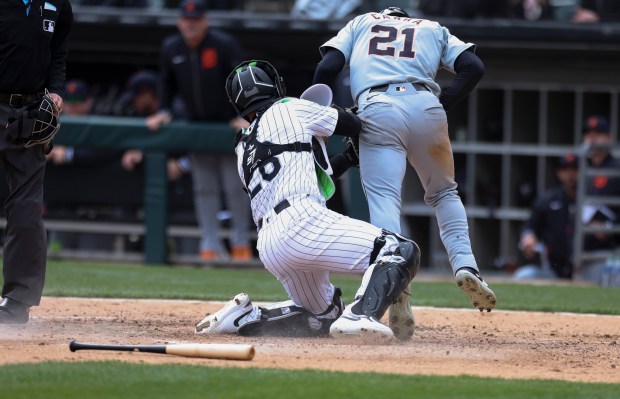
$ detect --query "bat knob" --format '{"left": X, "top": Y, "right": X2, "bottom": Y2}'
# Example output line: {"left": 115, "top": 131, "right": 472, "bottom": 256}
{"left": 69, "top": 339, "right": 78, "bottom": 352}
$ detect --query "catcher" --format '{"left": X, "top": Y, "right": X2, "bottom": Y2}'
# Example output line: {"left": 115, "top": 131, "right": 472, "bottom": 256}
{"left": 194, "top": 60, "right": 420, "bottom": 341}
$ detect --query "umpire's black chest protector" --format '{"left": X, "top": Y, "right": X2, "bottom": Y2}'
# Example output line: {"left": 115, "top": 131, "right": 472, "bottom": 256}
{"left": 238, "top": 112, "right": 312, "bottom": 196}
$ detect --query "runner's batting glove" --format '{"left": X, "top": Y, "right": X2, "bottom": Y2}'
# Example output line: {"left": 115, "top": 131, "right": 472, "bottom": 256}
{"left": 346, "top": 105, "right": 358, "bottom": 115}
{"left": 331, "top": 103, "right": 358, "bottom": 115}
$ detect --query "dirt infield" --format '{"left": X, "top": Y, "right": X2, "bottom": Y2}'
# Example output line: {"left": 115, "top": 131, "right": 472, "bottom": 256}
{"left": 1, "top": 296, "right": 619, "bottom": 383}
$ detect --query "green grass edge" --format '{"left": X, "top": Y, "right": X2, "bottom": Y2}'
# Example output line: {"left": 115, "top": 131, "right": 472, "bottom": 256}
{"left": 0, "top": 361, "right": 617, "bottom": 399}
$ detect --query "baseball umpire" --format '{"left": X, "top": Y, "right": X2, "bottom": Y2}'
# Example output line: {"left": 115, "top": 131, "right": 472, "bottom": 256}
{"left": 194, "top": 60, "right": 421, "bottom": 341}
{"left": 0, "top": 0, "right": 73, "bottom": 323}
{"left": 313, "top": 6, "right": 496, "bottom": 312}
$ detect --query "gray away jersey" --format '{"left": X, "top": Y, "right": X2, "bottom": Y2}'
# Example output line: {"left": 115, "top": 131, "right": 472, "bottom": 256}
{"left": 320, "top": 13, "right": 474, "bottom": 101}
{"left": 235, "top": 98, "right": 339, "bottom": 226}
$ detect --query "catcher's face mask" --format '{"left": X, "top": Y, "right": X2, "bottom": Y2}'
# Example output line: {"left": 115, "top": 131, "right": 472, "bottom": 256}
{"left": 225, "top": 60, "right": 286, "bottom": 119}
{"left": 24, "top": 94, "right": 61, "bottom": 148}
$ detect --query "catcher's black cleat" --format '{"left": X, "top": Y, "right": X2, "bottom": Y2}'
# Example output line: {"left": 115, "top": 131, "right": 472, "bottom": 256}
{"left": 455, "top": 267, "right": 496, "bottom": 312}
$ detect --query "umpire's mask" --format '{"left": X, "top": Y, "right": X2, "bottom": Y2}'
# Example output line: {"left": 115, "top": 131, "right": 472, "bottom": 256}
{"left": 24, "top": 94, "right": 61, "bottom": 148}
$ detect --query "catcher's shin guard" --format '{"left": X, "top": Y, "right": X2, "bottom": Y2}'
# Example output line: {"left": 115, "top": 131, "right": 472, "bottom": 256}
{"left": 352, "top": 238, "right": 420, "bottom": 320}
{"left": 238, "top": 288, "right": 344, "bottom": 337}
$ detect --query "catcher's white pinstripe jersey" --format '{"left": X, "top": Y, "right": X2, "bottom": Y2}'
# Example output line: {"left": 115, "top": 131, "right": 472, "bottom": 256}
{"left": 236, "top": 98, "right": 336, "bottom": 225}
{"left": 234, "top": 97, "right": 384, "bottom": 314}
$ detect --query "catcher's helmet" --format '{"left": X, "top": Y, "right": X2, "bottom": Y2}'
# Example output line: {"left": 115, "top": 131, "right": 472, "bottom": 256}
{"left": 380, "top": 6, "right": 410, "bottom": 18}
{"left": 225, "top": 60, "right": 285, "bottom": 119}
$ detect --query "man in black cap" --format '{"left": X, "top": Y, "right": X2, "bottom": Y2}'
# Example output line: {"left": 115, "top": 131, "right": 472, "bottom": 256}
{"left": 120, "top": 70, "right": 190, "bottom": 181}
{"left": 146, "top": 1, "right": 253, "bottom": 261}
{"left": 582, "top": 115, "right": 620, "bottom": 182}
{"left": 46, "top": 79, "right": 98, "bottom": 165}
{"left": 113, "top": 70, "right": 159, "bottom": 118}
{"left": 516, "top": 153, "right": 579, "bottom": 280}
{"left": 581, "top": 115, "right": 620, "bottom": 232}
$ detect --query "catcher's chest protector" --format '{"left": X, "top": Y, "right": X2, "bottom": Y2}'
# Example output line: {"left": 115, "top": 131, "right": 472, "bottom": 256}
{"left": 239, "top": 113, "right": 312, "bottom": 193}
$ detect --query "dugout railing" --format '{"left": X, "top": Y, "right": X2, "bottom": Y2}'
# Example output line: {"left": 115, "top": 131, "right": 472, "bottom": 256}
{"left": 0, "top": 116, "right": 353, "bottom": 265}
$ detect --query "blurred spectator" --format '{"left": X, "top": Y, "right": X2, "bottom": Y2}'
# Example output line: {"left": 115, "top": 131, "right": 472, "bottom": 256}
{"left": 548, "top": 0, "right": 579, "bottom": 21}
{"left": 517, "top": 116, "right": 620, "bottom": 283}
{"left": 510, "top": 0, "right": 553, "bottom": 21}
{"left": 46, "top": 79, "right": 125, "bottom": 253}
{"left": 117, "top": 70, "right": 191, "bottom": 182}
{"left": 516, "top": 153, "right": 579, "bottom": 280}
{"left": 146, "top": 0, "right": 253, "bottom": 262}
{"left": 419, "top": 0, "right": 511, "bottom": 19}
{"left": 63, "top": 79, "right": 94, "bottom": 116}
{"left": 582, "top": 115, "right": 620, "bottom": 205}
{"left": 47, "top": 79, "right": 122, "bottom": 167}
{"left": 164, "top": 0, "right": 243, "bottom": 10}
{"left": 114, "top": 70, "right": 160, "bottom": 117}
{"left": 579, "top": 115, "right": 620, "bottom": 280}
{"left": 573, "top": 0, "right": 620, "bottom": 23}
{"left": 582, "top": 115, "right": 616, "bottom": 170}
{"left": 78, "top": 0, "right": 148, "bottom": 7}
{"left": 418, "top": 0, "right": 593, "bottom": 20}
{"left": 114, "top": 70, "right": 196, "bottom": 255}
{"left": 291, "top": 0, "right": 362, "bottom": 19}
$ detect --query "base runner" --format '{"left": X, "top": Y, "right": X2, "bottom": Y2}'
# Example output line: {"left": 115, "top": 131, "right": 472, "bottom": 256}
{"left": 194, "top": 60, "right": 421, "bottom": 341}
{"left": 313, "top": 6, "right": 497, "bottom": 312}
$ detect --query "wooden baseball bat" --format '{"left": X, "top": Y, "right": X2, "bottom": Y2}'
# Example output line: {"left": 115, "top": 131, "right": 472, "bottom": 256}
{"left": 69, "top": 340, "right": 255, "bottom": 361}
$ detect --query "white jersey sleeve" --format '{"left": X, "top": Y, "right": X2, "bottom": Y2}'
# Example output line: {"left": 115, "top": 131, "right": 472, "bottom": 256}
{"left": 296, "top": 98, "right": 339, "bottom": 138}
{"left": 320, "top": 13, "right": 475, "bottom": 100}
{"left": 440, "top": 26, "right": 475, "bottom": 74}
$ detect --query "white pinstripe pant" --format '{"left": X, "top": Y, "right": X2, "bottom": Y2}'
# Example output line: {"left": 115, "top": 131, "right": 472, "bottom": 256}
{"left": 256, "top": 195, "right": 382, "bottom": 315}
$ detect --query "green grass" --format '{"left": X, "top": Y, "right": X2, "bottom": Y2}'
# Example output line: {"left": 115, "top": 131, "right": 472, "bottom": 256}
{"left": 0, "top": 362, "right": 616, "bottom": 399}
{"left": 36, "top": 260, "right": 620, "bottom": 314}
{"left": 43, "top": 261, "right": 290, "bottom": 302}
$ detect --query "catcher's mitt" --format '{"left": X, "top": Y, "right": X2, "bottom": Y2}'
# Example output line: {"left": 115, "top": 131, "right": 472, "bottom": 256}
{"left": 343, "top": 135, "right": 360, "bottom": 168}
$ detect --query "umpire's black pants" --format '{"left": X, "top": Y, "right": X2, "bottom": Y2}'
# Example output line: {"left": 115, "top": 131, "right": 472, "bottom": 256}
{"left": 0, "top": 102, "right": 47, "bottom": 306}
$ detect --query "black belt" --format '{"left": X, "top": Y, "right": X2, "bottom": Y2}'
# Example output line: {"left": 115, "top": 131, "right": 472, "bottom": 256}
{"left": 369, "top": 83, "right": 429, "bottom": 93}
{"left": 0, "top": 92, "right": 43, "bottom": 107}
{"left": 257, "top": 199, "right": 291, "bottom": 229}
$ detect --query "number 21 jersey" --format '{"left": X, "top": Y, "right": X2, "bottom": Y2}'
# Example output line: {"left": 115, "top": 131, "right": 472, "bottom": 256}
{"left": 320, "top": 13, "right": 474, "bottom": 101}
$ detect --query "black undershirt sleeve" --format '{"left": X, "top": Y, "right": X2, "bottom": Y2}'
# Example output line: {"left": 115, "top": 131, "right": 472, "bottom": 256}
{"left": 332, "top": 109, "right": 361, "bottom": 137}
{"left": 329, "top": 109, "right": 361, "bottom": 179}
{"left": 313, "top": 48, "right": 346, "bottom": 87}
{"left": 439, "top": 49, "right": 485, "bottom": 112}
